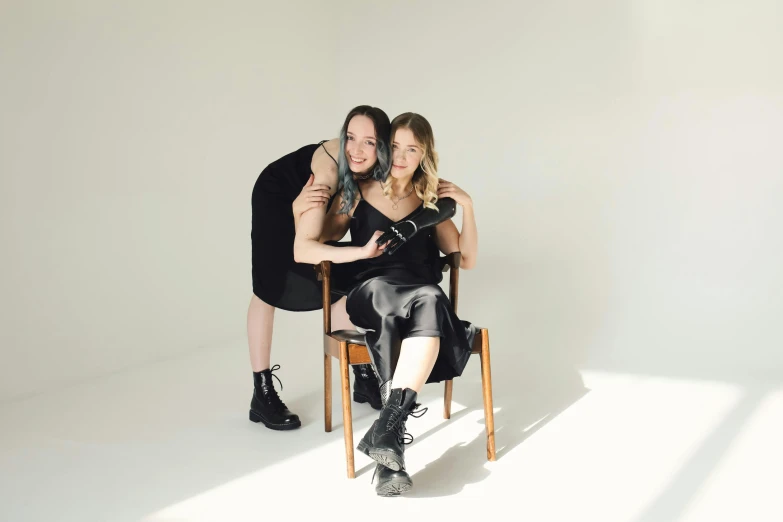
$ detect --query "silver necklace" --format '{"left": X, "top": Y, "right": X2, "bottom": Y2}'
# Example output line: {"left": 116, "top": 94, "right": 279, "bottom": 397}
{"left": 382, "top": 180, "right": 415, "bottom": 210}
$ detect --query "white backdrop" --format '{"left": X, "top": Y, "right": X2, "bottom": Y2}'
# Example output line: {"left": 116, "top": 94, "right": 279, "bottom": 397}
{"left": 0, "top": 1, "right": 338, "bottom": 401}
{"left": 1, "top": 0, "right": 781, "bottom": 403}
{"left": 334, "top": 0, "right": 783, "bottom": 387}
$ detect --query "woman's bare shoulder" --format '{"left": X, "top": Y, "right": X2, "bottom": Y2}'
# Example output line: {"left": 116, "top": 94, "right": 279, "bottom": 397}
{"left": 311, "top": 139, "right": 340, "bottom": 194}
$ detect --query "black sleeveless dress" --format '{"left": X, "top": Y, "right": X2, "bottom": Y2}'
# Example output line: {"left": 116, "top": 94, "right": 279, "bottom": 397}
{"left": 337, "top": 195, "right": 477, "bottom": 393}
{"left": 251, "top": 141, "right": 337, "bottom": 311}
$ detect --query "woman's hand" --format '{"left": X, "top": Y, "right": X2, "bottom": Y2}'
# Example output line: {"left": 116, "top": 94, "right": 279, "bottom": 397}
{"left": 293, "top": 174, "right": 332, "bottom": 221}
{"left": 361, "top": 230, "right": 388, "bottom": 259}
{"left": 437, "top": 179, "right": 472, "bottom": 208}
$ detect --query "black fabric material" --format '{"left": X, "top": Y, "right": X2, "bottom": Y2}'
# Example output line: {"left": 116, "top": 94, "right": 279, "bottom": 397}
{"left": 337, "top": 198, "right": 476, "bottom": 385}
{"left": 376, "top": 197, "right": 457, "bottom": 255}
{"left": 250, "top": 141, "right": 340, "bottom": 311}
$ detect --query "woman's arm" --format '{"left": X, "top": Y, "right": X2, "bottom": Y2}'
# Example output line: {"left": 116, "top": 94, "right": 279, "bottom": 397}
{"left": 456, "top": 203, "right": 478, "bottom": 269}
{"left": 293, "top": 174, "right": 332, "bottom": 233}
{"left": 375, "top": 197, "right": 457, "bottom": 255}
{"left": 321, "top": 195, "right": 352, "bottom": 242}
{"left": 433, "top": 180, "right": 478, "bottom": 269}
{"left": 294, "top": 191, "right": 384, "bottom": 264}
{"left": 292, "top": 179, "right": 350, "bottom": 241}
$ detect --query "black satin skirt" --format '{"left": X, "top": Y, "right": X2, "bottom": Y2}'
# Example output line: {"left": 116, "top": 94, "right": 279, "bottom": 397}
{"left": 345, "top": 270, "right": 476, "bottom": 394}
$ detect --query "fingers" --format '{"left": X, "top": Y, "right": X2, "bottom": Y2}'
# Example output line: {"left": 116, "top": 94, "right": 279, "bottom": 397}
{"left": 306, "top": 185, "right": 331, "bottom": 195}
{"left": 301, "top": 189, "right": 331, "bottom": 204}
{"left": 386, "top": 240, "right": 402, "bottom": 256}
{"left": 376, "top": 231, "right": 395, "bottom": 245}
{"left": 438, "top": 179, "right": 461, "bottom": 197}
{"left": 301, "top": 177, "right": 331, "bottom": 196}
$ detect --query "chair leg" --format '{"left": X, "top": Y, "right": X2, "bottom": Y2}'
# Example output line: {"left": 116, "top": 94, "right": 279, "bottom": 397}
{"left": 479, "top": 329, "right": 496, "bottom": 461}
{"left": 339, "top": 342, "right": 355, "bottom": 478}
{"left": 444, "top": 380, "right": 453, "bottom": 419}
{"left": 324, "top": 352, "right": 332, "bottom": 433}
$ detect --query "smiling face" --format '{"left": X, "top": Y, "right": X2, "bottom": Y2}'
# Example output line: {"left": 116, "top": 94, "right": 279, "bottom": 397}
{"left": 344, "top": 115, "right": 378, "bottom": 174}
{"left": 390, "top": 127, "right": 424, "bottom": 180}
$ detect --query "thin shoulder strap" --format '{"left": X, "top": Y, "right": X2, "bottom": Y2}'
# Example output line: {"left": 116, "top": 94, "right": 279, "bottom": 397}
{"left": 318, "top": 140, "right": 338, "bottom": 166}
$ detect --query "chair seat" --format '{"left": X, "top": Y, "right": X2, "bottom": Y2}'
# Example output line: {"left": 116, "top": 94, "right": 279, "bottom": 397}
{"left": 329, "top": 327, "right": 486, "bottom": 354}
{"left": 329, "top": 329, "right": 367, "bottom": 345}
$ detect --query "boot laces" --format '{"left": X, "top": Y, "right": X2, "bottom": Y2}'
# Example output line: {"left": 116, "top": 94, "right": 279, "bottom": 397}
{"left": 262, "top": 364, "right": 288, "bottom": 410}
{"left": 388, "top": 403, "right": 428, "bottom": 446}
{"left": 385, "top": 405, "right": 404, "bottom": 431}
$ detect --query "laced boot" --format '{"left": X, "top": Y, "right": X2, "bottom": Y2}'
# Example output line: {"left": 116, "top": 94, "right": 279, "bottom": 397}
{"left": 352, "top": 364, "right": 383, "bottom": 410}
{"left": 249, "top": 365, "right": 301, "bottom": 430}
{"left": 373, "top": 464, "right": 413, "bottom": 496}
{"left": 359, "top": 388, "right": 426, "bottom": 471}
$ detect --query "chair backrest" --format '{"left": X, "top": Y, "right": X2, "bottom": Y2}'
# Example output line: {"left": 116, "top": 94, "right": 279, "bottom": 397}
{"left": 315, "top": 252, "right": 462, "bottom": 335}
{"left": 317, "top": 261, "right": 333, "bottom": 334}
{"left": 440, "top": 252, "right": 461, "bottom": 315}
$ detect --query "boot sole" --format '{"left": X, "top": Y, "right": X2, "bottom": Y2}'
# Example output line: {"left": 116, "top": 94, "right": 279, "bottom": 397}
{"left": 376, "top": 476, "right": 413, "bottom": 497}
{"left": 249, "top": 410, "right": 301, "bottom": 430}
{"left": 367, "top": 448, "right": 404, "bottom": 471}
{"left": 353, "top": 392, "right": 382, "bottom": 410}
{"left": 357, "top": 439, "right": 370, "bottom": 456}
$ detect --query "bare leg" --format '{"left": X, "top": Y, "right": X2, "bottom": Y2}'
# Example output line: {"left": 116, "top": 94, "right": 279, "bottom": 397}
{"left": 330, "top": 296, "right": 355, "bottom": 331}
{"left": 359, "top": 337, "right": 439, "bottom": 473}
{"left": 247, "top": 295, "right": 275, "bottom": 372}
{"left": 390, "top": 337, "right": 440, "bottom": 393}
{"left": 247, "top": 295, "right": 301, "bottom": 429}
{"left": 332, "top": 296, "right": 382, "bottom": 409}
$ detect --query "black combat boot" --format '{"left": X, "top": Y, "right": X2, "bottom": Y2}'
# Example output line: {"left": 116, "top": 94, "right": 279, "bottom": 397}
{"left": 352, "top": 364, "right": 382, "bottom": 410}
{"left": 249, "top": 365, "right": 301, "bottom": 430}
{"left": 373, "top": 464, "right": 413, "bottom": 496}
{"left": 357, "top": 420, "right": 377, "bottom": 458}
{"left": 359, "top": 388, "right": 423, "bottom": 471}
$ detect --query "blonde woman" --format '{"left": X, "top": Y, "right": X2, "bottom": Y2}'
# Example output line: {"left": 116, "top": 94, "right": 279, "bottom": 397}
{"left": 294, "top": 113, "right": 478, "bottom": 495}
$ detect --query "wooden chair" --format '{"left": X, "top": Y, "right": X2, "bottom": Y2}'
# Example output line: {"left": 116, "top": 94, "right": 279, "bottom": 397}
{"left": 315, "top": 253, "right": 496, "bottom": 478}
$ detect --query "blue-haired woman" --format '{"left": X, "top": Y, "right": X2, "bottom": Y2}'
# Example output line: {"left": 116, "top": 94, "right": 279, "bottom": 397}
{"left": 247, "top": 106, "right": 391, "bottom": 430}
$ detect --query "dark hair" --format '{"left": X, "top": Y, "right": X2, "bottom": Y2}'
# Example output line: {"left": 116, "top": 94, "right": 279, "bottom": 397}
{"left": 337, "top": 105, "right": 391, "bottom": 214}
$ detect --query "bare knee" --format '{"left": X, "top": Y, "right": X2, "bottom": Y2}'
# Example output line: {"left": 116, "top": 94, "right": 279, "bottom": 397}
{"left": 249, "top": 294, "right": 275, "bottom": 315}
{"left": 331, "top": 297, "right": 355, "bottom": 330}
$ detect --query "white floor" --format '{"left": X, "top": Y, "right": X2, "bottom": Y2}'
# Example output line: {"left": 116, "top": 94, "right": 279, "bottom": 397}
{"left": 2, "top": 340, "right": 782, "bottom": 522}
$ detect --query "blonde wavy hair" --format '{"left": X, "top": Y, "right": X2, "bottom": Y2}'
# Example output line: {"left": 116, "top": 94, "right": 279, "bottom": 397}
{"left": 382, "top": 112, "right": 439, "bottom": 210}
